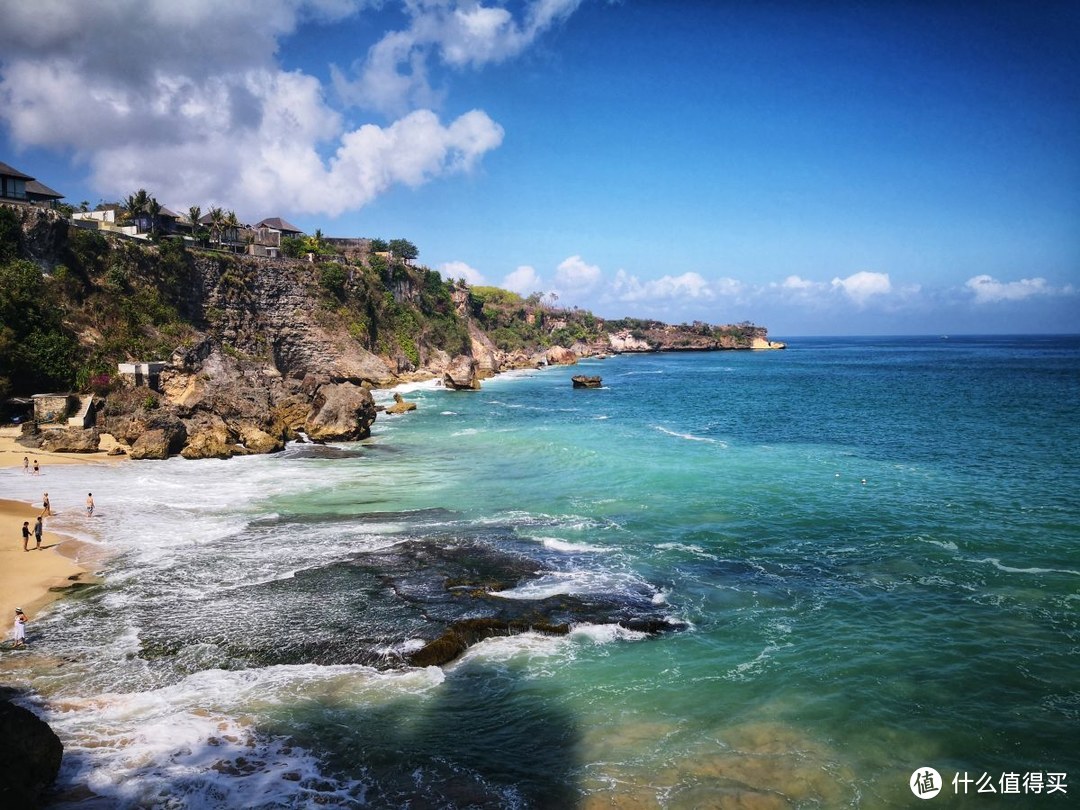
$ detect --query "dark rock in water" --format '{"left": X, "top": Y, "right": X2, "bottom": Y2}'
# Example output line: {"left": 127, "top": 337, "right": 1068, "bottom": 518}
{"left": 571, "top": 375, "right": 602, "bottom": 388}
{"left": 0, "top": 701, "right": 63, "bottom": 808}
{"left": 408, "top": 618, "right": 570, "bottom": 667}
{"left": 132, "top": 530, "right": 682, "bottom": 671}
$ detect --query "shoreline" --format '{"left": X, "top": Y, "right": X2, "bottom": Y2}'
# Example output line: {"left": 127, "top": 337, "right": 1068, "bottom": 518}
{"left": 0, "top": 498, "right": 101, "bottom": 640}
{"left": 0, "top": 440, "right": 113, "bottom": 643}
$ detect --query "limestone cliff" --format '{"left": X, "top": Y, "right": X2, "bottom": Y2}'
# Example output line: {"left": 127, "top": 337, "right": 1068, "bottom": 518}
{"left": 2, "top": 207, "right": 781, "bottom": 459}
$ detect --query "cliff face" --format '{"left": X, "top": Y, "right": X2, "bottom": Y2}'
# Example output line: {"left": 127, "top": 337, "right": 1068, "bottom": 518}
{"left": 3, "top": 209, "right": 780, "bottom": 459}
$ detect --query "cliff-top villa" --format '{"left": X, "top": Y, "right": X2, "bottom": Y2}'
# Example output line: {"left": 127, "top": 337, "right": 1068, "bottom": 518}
{"left": 0, "top": 160, "right": 65, "bottom": 208}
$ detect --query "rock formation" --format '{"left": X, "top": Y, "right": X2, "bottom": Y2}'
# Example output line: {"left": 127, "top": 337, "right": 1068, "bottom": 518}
{"left": 571, "top": 375, "right": 602, "bottom": 388}
{"left": 385, "top": 393, "right": 417, "bottom": 414}
{"left": 0, "top": 701, "right": 64, "bottom": 808}
{"left": 443, "top": 355, "right": 481, "bottom": 390}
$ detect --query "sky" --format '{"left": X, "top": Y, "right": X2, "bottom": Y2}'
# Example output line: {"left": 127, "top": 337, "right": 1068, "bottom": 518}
{"left": 1, "top": 0, "right": 1077, "bottom": 336}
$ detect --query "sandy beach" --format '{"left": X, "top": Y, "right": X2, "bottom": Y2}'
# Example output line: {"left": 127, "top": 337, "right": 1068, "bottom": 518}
{"left": 0, "top": 435, "right": 117, "bottom": 644}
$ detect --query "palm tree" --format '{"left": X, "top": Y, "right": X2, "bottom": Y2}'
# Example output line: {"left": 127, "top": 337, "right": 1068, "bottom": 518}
{"left": 207, "top": 206, "right": 225, "bottom": 245}
{"left": 187, "top": 205, "right": 201, "bottom": 238}
{"left": 123, "top": 189, "right": 150, "bottom": 225}
{"left": 225, "top": 210, "right": 240, "bottom": 246}
{"left": 145, "top": 197, "right": 163, "bottom": 238}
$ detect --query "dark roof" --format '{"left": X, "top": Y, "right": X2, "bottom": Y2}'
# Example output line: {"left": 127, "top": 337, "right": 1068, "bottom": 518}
{"left": 25, "top": 179, "right": 63, "bottom": 200}
{"left": 256, "top": 217, "right": 303, "bottom": 234}
{"left": 0, "top": 160, "right": 35, "bottom": 180}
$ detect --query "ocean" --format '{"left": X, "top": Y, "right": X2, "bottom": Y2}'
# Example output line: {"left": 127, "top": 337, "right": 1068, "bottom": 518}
{"left": 3, "top": 335, "right": 1078, "bottom": 808}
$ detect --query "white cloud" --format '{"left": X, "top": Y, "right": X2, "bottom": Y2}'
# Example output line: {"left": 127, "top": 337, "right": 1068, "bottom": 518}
{"left": 0, "top": 1, "right": 535, "bottom": 219}
{"left": 554, "top": 254, "right": 602, "bottom": 293}
{"left": 964, "top": 274, "right": 1059, "bottom": 304}
{"left": 611, "top": 270, "right": 715, "bottom": 303}
{"left": 830, "top": 271, "right": 892, "bottom": 306}
{"left": 440, "top": 260, "right": 486, "bottom": 285}
{"left": 502, "top": 265, "right": 544, "bottom": 295}
{"left": 333, "top": 0, "right": 582, "bottom": 117}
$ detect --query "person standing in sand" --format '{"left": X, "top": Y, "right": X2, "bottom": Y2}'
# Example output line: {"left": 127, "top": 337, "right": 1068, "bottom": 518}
{"left": 42, "top": 492, "right": 51, "bottom": 516}
{"left": 86, "top": 493, "right": 95, "bottom": 517}
{"left": 12, "top": 609, "right": 27, "bottom": 647}
{"left": 21, "top": 521, "right": 31, "bottom": 551}
{"left": 33, "top": 515, "right": 43, "bottom": 549}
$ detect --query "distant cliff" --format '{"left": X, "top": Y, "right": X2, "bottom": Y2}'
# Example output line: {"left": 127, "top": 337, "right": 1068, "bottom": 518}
{"left": 1, "top": 205, "right": 782, "bottom": 458}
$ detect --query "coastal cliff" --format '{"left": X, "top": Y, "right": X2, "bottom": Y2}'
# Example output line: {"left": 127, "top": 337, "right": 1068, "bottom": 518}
{"left": 1, "top": 206, "right": 782, "bottom": 459}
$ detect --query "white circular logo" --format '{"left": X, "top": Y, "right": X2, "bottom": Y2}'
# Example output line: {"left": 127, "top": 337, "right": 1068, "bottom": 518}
{"left": 910, "top": 767, "right": 943, "bottom": 799}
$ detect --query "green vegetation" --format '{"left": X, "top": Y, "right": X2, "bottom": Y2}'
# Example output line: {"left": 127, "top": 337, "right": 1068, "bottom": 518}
{"left": 1, "top": 204, "right": 768, "bottom": 400}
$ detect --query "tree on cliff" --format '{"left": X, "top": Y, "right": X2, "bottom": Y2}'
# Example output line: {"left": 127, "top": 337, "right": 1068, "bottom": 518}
{"left": 388, "top": 238, "right": 418, "bottom": 262}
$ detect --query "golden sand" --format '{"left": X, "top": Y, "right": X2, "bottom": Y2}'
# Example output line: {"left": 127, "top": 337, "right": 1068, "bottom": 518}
{"left": 0, "top": 435, "right": 118, "bottom": 643}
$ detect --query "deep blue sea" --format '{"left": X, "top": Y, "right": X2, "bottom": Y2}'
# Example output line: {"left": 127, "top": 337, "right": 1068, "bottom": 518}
{"left": 3, "top": 335, "right": 1078, "bottom": 808}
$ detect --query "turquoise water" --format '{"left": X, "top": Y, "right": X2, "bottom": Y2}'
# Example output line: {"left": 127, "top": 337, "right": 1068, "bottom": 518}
{"left": 4, "top": 335, "right": 1078, "bottom": 808}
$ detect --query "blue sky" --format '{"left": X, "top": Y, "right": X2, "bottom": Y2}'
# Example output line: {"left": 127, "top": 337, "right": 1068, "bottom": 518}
{"left": 1, "top": 1, "right": 1077, "bottom": 336}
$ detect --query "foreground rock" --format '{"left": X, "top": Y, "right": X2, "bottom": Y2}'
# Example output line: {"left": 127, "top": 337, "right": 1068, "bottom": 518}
{"left": 0, "top": 701, "right": 63, "bottom": 808}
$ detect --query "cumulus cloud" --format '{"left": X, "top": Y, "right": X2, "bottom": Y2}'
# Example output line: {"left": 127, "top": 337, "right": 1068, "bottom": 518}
{"left": 554, "top": 254, "right": 602, "bottom": 293}
{"left": 332, "top": 0, "right": 582, "bottom": 117}
{"left": 0, "top": 1, "right": 564, "bottom": 219}
{"left": 502, "top": 265, "right": 544, "bottom": 295}
{"left": 611, "top": 270, "right": 715, "bottom": 303}
{"left": 964, "top": 274, "right": 1059, "bottom": 304}
{"left": 440, "top": 259, "right": 486, "bottom": 285}
{"left": 830, "top": 271, "right": 892, "bottom": 306}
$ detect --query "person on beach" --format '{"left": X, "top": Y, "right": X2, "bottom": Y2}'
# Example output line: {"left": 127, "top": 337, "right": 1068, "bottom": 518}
{"left": 42, "top": 492, "right": 51, "bottom": 516}
{"left": 33, "top": 459, "right": 39, "bottom": 475}
{"left": 23, "top": 456, "right": 28, "bottom": 474}
{"left": 12, "top": 609, "right": 27, "bottom": 647}
{"left": 21, "top": 521, "right": 31, "bottom": 551}
{"left": 86, "top": 493, "right": 95, "bottom": 517}
{"left": 33, "top": 515, "right": 43, "bottom": 549}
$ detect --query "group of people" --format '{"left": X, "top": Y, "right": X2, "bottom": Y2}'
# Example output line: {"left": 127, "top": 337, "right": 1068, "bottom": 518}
{"left": 10, "top": 492, "right": 95, "bottom": 648}
{"left": 21, "top": 455, "right": 40, "bottom": 475}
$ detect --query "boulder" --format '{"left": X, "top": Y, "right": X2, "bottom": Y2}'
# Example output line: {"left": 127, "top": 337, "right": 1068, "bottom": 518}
{"left": 40, "top": 428, "right": 100, "bottom": 453}
{"left": 571, "top": 375, "right": 602, "bottom": 389}
{"left": 545, "top": 346, "right": 578, "bottom": 366}
{"left": 384, "top": 393, "right": 417, "bottom": 415}
{"left": 237, "top": 424, "right": 284, "bottom": 454}
{"left": 181, "top": 419, "right": 237, "bottom": 460}
{"left": 443, "top": 355, "right": 481, "bottom": 390}
{"left": 305, "top": 382, "right": 377, "bottom": 441}
{"left": 128, "top": 429, "right": 172, "bottom": 460}
{"left": 0, "top": 701, "right": 64, "bottom": 808}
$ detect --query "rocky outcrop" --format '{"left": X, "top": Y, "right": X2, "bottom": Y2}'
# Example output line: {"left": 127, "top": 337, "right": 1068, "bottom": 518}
{"left": 443, "top": 355, "right": 481, "bottom": 390}
{"left": 0, "top": 701, "right": 63, "bottom": 808}
{"left": 40, "top": 428, "right": 100, "bottom": 453}
{"left": 545, "top": 346, "right": 577, "bottom": 366}
{"left": 304, "top": 382, "right": 377, "bottom": 441}
{"left": 571, "top": 375, "right": 602, "bottom": 388}
{"left": 751, "top": 337, "right": 787, "bottom": 350}
{"left": 384, "top": 393, "right": 417, "bottom": 415}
